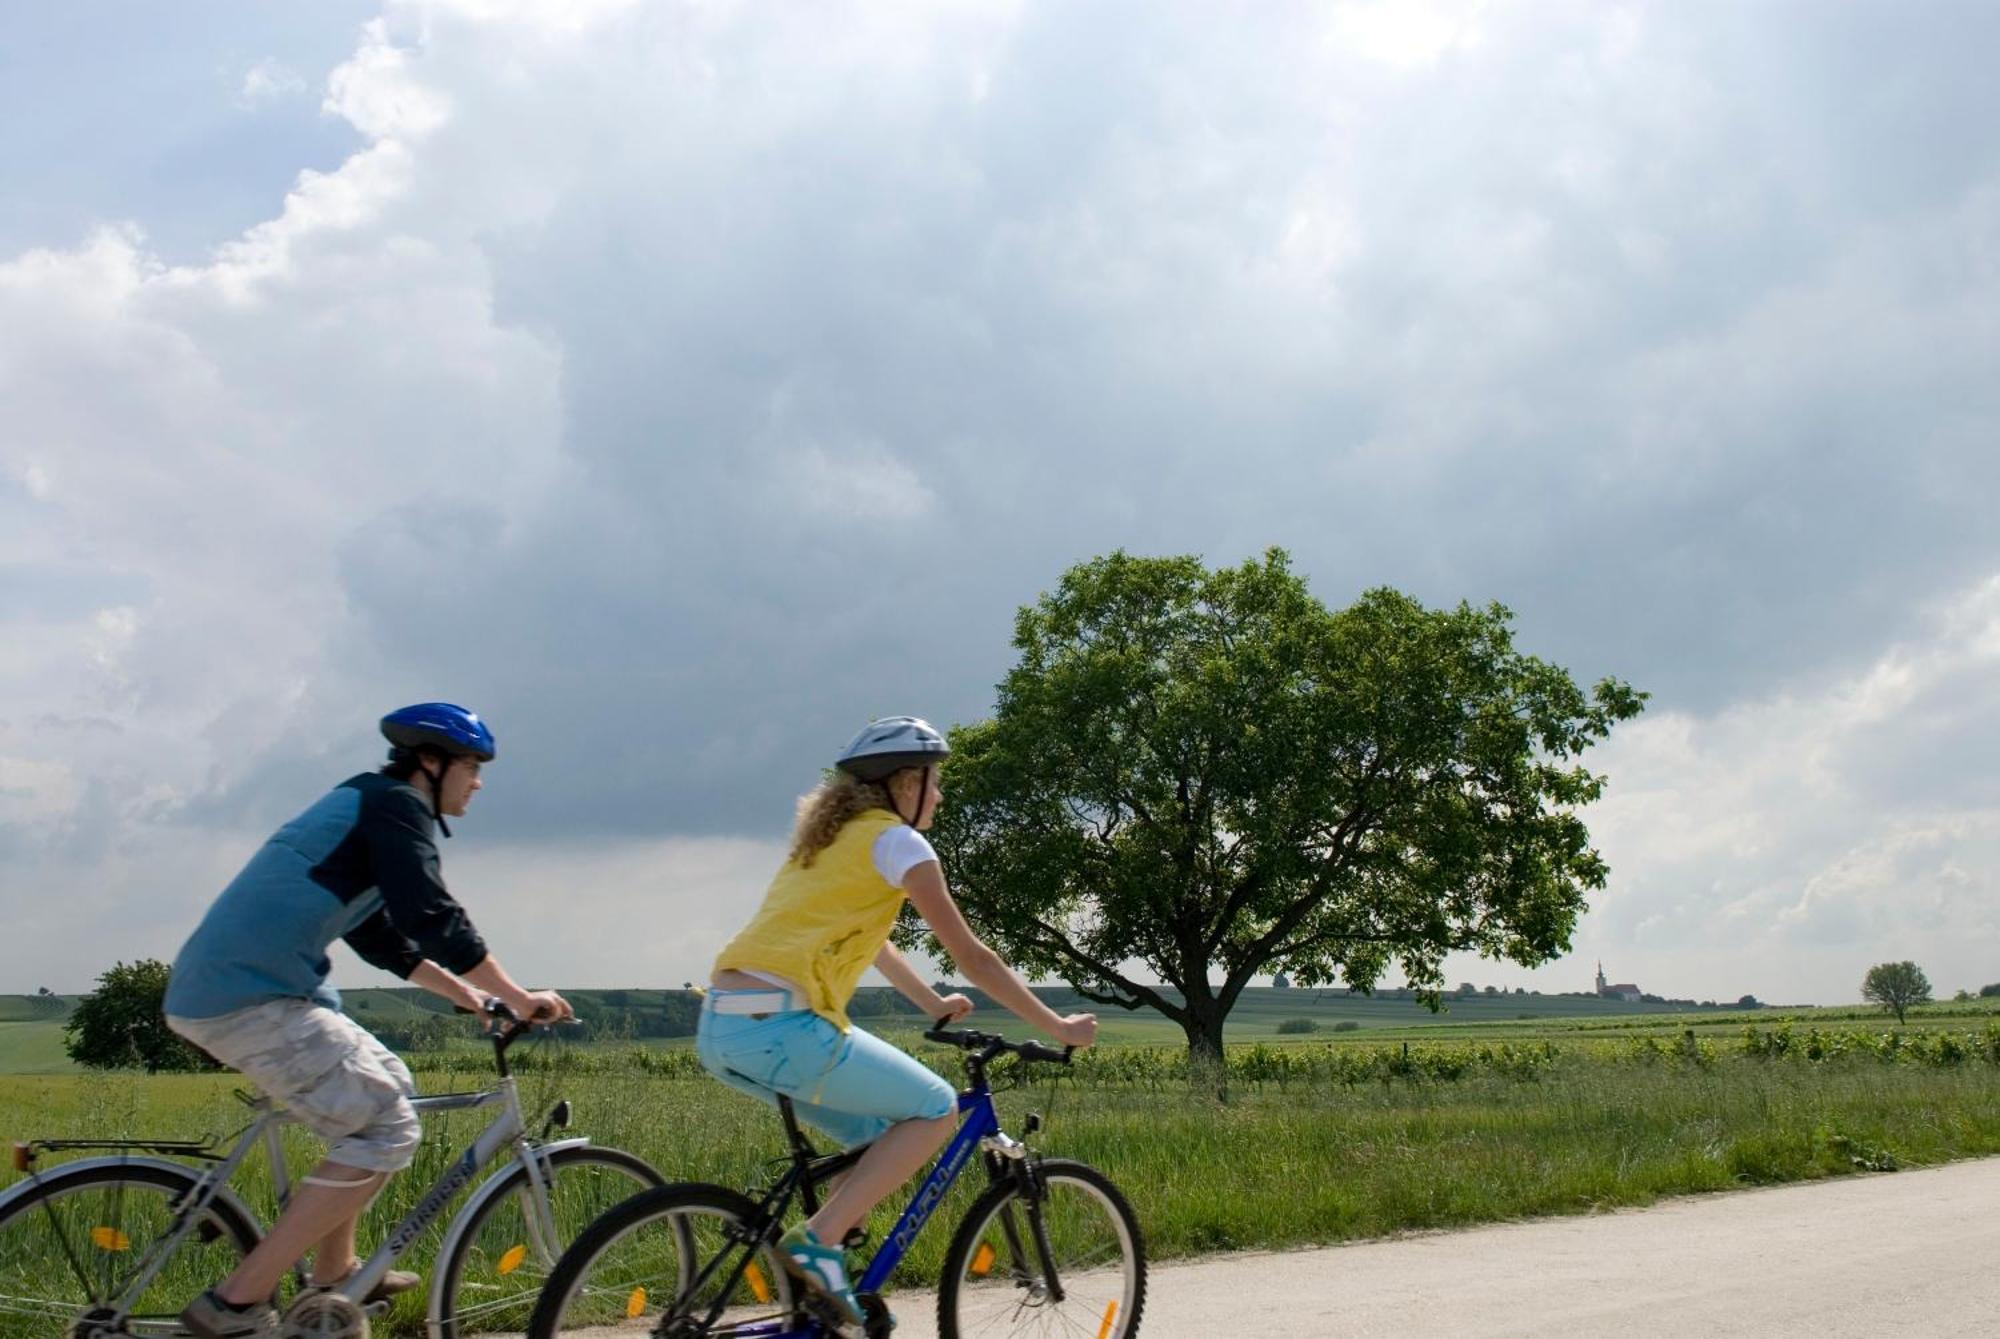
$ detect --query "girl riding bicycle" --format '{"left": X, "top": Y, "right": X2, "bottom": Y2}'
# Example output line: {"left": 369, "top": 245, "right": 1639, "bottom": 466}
{"left": 698, "top": 716, "right": 1098, "bottom": 1325}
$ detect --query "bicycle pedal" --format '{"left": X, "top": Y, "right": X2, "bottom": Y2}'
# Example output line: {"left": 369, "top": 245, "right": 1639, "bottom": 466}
{"left": 859, "top": 1291, "right": 896, "bottom": 1336}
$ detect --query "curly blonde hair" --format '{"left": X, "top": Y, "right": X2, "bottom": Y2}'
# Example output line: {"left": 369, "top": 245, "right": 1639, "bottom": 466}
{"left": 789, "top": 771, "right": 899, "bottom": 867}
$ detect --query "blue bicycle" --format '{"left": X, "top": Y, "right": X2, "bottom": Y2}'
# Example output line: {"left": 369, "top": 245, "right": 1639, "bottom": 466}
{"left": 526, "top": 1024, "right": 1145, "bottom": 1338}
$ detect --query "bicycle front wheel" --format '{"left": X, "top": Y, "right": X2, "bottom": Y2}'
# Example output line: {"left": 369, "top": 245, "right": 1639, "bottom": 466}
{"left": 939, "top": 1159, "right": 1146, "bottom": 1339}
{"left": 527, "top": 1182, "right": 797, "bottom": 1338}
{"left": 0, "top": 1161, "right": 262, "bottom": 1338}
{"left": 433, "top": 1144, "right": 662, "bottom": 1337}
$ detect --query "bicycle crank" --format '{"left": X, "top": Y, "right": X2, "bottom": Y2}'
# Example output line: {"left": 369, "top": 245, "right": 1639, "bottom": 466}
{"left": 282, "top": 1291, "right": 370, "bottom": 1339}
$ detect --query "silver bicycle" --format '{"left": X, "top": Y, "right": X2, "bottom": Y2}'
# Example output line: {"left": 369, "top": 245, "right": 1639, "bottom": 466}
{"left": 0, "top": 1003, "right": 661, "bottom": 1338}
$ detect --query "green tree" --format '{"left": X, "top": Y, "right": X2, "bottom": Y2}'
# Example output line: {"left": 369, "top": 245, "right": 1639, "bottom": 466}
{"left": 921, "top": 549, "right": 1644, "bottom": 1067}
{"left": 1862, "top": 960, "right": 1931, "bottom": 1025}
{"left": 64, "top": 960, "right": 217, "bottom": 1073}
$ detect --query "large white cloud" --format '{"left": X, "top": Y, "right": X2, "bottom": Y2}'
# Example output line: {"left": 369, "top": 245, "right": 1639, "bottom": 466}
{"left": 4, "top": 0, "right": 1999, "bottom": 1002}
{"left": 1480, "top": 571, "right": 2000, "bottom": 1004}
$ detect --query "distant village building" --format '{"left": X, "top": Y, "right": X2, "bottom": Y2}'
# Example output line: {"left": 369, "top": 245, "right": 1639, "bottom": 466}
{"left": 1595, "top": 961, "right": 1643, "bottom": 1003}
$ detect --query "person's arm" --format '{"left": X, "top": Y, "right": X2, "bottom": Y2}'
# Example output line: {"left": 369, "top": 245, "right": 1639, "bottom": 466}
{"left": 362, "top": 786, "right": 490, "bottom": 975}
{"left": 460, "top": 955, "right": 572, "bottom": 1021}
{"left": 406, "top": 959, "right": 487, "bottom": 1013}
{"left": 873, "top": 942, "right": 972, "bottom": 1022}
{"left": 342, "top": 907, "right": 426, "bottom": 980}
{"left": 902, "top": 861, "right": 1096, "bottom": 1047}
{"left": 363, "top": 785, "right": 568, "bottom": 1021}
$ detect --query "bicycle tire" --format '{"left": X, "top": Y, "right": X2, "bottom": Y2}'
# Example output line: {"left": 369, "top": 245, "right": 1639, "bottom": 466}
{"left": 0, "top": 1160, "right": 263, "bottom": 1337}
{"left": 527, "top": 1182, "right": 798, "bottom": 1338}
{"left": 937, "top": 1159, "right": 1146, "bottom": 1339}
{"left": 433, "top": 1144, "right": 662, "bottom": 1337}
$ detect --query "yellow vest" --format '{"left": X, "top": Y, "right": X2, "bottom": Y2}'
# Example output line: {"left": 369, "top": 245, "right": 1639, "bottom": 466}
{"left": 714, "top": 808, "right": 906, "bottom": 1031}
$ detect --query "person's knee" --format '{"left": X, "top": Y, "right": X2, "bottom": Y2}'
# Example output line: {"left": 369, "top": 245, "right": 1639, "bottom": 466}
{"left": 299, "top": 1164, "right": 388, "bottom": 1192}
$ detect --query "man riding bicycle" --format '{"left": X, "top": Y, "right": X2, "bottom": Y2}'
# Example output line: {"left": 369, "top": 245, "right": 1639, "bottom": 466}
{"left": 162, "top": 703, "right": 572, "bottom": 1338}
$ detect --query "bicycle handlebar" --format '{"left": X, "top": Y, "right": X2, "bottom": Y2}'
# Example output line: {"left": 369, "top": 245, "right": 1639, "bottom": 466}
{"left": 923, "top": 1023, "right": 1074, "bottom": 1066}
{"left": 451, "top": 996, "right": 563, "bottom": 1059}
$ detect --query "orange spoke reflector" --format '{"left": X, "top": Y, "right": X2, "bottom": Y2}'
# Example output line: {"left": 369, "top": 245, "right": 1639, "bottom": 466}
{"left": 496, "top": 1244, "right": 527, "bottom": 1276}
{"left": 747, "top": 1262, "right": 772, "bottom": 1303}
{"left": 91, "top": 1227, "right": 131, "bottom": 1252}
{"left": 1095, "top": 1299, "right": 1119, "bottom": 1339}
{"left": 626, "top": 1287, "right": 647, "bottom": 1318}
{"left": 970, "top": 1243, "right": 997, "bottom": 1277}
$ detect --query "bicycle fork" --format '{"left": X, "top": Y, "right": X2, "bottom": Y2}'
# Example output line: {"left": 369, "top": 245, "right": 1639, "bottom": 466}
{"left": 981, "top": 1136, "right": 1068, "bottom": 1308}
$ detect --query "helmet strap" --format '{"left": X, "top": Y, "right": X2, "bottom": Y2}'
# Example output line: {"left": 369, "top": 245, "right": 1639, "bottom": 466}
{"left": 424, "top": 755, "right": 454, "bottom": 839}
{"left": 889, "top": 766, "right": 929, "bottom": 825}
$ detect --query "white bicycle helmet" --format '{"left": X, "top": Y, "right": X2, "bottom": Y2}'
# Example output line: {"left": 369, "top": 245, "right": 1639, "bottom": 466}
{"left": 835, "top": 716, "right": 950, "bottom": 783}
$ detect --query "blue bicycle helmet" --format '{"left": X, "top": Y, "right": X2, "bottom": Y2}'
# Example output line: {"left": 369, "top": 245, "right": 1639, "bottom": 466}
{"left": 380, "top": 703, "right": 497, "bottom": 762}
{"left": 379, "top": 703, "right": 494, "bottom": 839}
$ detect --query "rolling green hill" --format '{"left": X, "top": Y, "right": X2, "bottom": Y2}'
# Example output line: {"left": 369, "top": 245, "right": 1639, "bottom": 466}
{"left": 0, "top": 996, "right": 79, "bottom": 1075}
{"left": 0, "top": 994, "right": 73, "bottom": 1023}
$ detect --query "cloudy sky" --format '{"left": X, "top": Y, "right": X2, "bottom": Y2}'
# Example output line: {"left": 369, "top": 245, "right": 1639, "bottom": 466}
{"left": 5, "top": 0, "right": 1998, "bottom": 1008}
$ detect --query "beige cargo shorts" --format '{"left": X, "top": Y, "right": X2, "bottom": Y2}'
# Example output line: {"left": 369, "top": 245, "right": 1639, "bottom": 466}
{"left": 168, "top": 999, "right": 421, "bottom": 1172}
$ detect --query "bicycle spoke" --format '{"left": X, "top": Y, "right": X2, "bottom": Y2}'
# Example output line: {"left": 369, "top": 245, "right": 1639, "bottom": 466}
{"left": 0, "top": 1170, "right": 256, "bottom": 1329}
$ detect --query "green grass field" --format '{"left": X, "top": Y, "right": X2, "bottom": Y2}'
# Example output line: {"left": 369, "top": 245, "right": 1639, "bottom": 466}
{"left": 6, "top": 1019, "right": 2000, "bottom": 1335}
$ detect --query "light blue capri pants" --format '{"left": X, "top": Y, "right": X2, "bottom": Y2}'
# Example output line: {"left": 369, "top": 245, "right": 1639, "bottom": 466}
{"left": 695, "top": 990, "right": 957, "bottom": 1149}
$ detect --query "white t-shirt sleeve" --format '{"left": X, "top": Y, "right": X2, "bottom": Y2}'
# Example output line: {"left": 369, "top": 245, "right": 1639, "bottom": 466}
{"left": 872, "top": 825, "right": 940, "bottom": 888}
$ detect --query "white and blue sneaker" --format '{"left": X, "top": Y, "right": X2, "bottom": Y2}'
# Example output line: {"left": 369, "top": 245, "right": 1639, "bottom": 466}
{"left": 778, "top": 1223, "right": 865, "bottom": 1327}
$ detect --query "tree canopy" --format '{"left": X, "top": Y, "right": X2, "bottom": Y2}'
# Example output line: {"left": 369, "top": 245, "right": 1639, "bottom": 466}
{"left": 919, "top": 549, "right": 1645, "bottom": 1064}
{"left": 64, "top": 959, "right": 217, "bottom": 1073}
{"left": 1861, "top": 961, "right": 1931, "bottom": 1025}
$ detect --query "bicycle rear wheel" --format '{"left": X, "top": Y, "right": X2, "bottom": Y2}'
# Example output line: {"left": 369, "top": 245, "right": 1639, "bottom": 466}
{"left": 527, "top": 1183, "right": 797, "bottom": 1338}
{"left": 938, "top": 1159, "right": 1145, "bottom": 1339}
{"left": 0, "top": 1161, "right": 262, "bottom": 1337}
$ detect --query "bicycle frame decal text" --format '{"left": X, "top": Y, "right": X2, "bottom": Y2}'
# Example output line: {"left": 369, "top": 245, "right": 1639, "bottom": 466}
{"left": 386, "top": 1147, "right": 481, "bottom": 1256}
{"left": 891, "top": 1127, "right": 976, "bottom": 1258}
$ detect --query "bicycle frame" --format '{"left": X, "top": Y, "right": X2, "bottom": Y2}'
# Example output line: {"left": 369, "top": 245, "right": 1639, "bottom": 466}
{"left": 4, "top": 1027, "right": 586, "bottom": 1334}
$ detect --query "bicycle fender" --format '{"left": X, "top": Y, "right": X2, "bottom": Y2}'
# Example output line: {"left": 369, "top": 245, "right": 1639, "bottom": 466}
{"left": 425, "top": 1136, "right": 596, "bottom": 1338}
{"left": 0, "top": 1154, "right": 263, "bottom": 1238}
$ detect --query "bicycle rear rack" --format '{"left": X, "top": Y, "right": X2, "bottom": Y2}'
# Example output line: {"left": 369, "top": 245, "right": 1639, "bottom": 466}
{"left": 14, "top": 1137, "right": 224, "bottom": 1171}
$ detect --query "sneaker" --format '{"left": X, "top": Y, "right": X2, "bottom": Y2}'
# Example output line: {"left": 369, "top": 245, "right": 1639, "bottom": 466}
{"left": 778, "top": 1223, "right": 865, "bottom": 1326}
{"left": 179, "top": 1289, "right": 279, "bottom": 1338}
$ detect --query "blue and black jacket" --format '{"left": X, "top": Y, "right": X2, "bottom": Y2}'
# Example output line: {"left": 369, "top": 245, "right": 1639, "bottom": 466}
{"left": 164, "top": 772, "right": 488, "bottom": 1019}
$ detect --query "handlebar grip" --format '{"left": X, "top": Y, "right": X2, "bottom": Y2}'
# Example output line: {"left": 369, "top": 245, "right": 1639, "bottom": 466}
{"left": 1019, "top": 1041, "right": 1072, "bottom": 1065}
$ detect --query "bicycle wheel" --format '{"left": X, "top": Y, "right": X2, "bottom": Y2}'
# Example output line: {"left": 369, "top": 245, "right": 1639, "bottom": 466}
{"left": 433, "top": 1145, "right": 661, "bottom": 1337}
{"left": 0, "top": 1161, "right": 262, "bottom": 1338}
{"left": 527, "top": 1182, "right": 798, "bottom": 1338}
{"left": 938, "top": 1159, "right": 1145, "bottom": 1339}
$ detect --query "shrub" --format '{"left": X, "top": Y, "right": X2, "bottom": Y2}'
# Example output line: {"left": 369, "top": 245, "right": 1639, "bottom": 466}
{"left": 65, "top": 960, "right": 217, "bottom": 1073}
{"left": 1275, "top": 1018, "right": 1319, "bottom": 1035}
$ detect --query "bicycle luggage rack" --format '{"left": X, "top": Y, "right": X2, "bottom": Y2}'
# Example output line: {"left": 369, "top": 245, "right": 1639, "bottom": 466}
{"left": 14, "top": 1136, "right": 224, "bottom": 1171}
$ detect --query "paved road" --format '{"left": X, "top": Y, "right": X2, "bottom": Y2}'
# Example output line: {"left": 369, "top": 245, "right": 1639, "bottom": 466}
{"left": 876, "top": 1156, "right": 2000, "bottom": 1337}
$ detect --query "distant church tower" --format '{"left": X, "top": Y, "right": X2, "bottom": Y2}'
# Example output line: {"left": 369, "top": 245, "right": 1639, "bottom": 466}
{"left": 1595, "top": 961, "right": 1608, "bottom": 996}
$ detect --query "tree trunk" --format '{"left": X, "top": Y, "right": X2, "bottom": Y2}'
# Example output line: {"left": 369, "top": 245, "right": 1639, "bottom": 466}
{"left": 1183, "top": 1005, "right": 1229, "bottom": 1100}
